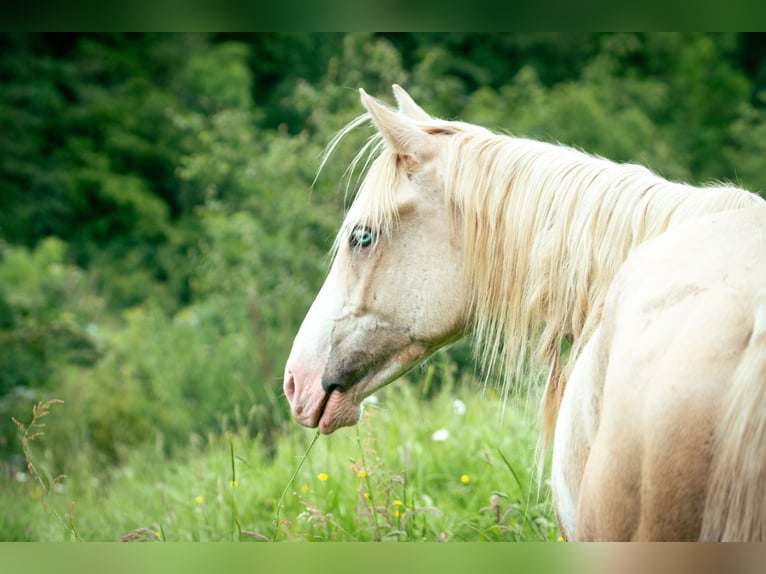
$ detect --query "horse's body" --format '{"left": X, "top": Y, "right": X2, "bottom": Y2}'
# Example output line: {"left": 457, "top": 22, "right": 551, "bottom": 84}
{"left": 553, "top": 208, "right": 766, "bottom": 540}
{"left": 283, "top": 86, "right": 766, "bottom": 540}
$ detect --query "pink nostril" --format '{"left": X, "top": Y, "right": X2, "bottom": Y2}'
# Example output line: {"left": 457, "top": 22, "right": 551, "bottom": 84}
{"left": 284, "top": 372, "right": 296, "bottom": 403}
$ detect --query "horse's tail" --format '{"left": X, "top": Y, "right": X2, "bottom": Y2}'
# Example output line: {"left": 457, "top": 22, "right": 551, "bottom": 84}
{"left": 701, "top": 292, "right": 766, "bottom": 541}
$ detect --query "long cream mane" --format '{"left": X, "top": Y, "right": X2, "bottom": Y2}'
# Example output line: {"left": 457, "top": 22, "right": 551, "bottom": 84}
{"left": 324, "top": 113, "right": 765, "bottom": 446}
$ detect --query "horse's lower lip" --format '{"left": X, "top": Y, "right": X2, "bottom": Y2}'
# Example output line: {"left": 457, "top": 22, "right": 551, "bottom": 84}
{"left": 315, "top": 389, "right": 362, "bottom": 434}
{"left": 317, "top": 391, "right": 345, "bottom": 434}
{"left": 316, "top": 387, "right": 336, "bottom": 427}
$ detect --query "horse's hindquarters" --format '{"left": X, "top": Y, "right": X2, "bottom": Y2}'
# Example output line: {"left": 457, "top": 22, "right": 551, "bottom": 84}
{"left": 567, "top": 208, "right": 766, "bottom": 540}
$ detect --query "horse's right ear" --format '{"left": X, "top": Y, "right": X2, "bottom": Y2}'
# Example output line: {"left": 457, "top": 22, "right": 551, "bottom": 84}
{"left": 360, "top": 88, "right": 431, "bottom": 160}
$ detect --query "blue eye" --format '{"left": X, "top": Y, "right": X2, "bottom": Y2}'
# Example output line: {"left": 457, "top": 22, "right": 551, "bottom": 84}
{"left": 349, "top": 226, "right": 374, "bottom": 249}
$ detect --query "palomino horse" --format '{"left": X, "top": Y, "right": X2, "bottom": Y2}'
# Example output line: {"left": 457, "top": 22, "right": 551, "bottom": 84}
{"left": 283, "top": 85, "right": 766, "bottom": 541}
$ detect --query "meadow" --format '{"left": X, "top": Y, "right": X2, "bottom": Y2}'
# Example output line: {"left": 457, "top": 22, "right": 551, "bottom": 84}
{"left": 2, "top": 369, "right": 556, "bottom": 542}
{"left": 4, "top": 33, "right": 764, "bottom": 545}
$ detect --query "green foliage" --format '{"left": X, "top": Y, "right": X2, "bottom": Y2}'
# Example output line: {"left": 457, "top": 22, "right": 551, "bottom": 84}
{"left": 180, "top": 42, "right": 253, "bottom": 114}
{"left": 0, "top": 239, "right": 101, "bottom": 454}
{"left": 2, "top": 33, "right": 766, "bottom": 541}
{"left": 57, "top": 301, "right": 280, "bottom": 463}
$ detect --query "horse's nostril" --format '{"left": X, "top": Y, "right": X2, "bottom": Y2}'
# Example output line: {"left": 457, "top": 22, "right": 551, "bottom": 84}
{"left": 284, "top": 372, "right": 296, "bottom": 403}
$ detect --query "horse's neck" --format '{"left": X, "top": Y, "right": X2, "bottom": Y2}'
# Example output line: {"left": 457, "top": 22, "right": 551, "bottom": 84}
{"left": 455, "top": 140, "right": 661, "bottom": 353}
{"left": 492, "top": 138, "right": 757, "bottom": 347}
{"left": 510, "top": 139, "right": 761, "bottom": 446}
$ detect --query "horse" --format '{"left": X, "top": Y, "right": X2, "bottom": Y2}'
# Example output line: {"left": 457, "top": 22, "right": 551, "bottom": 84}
{"left": 283, "top": 85, "right": 766, "bottom": 541}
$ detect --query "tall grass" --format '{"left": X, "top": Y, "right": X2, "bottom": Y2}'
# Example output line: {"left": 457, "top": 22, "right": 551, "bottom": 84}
{"left": 1, "top": 374, "right": 557, "bottom": 542}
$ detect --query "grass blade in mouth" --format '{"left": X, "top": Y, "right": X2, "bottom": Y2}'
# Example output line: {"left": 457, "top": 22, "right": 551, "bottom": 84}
{"left": 273, "top": 429, "right": 321, "bottom": 541}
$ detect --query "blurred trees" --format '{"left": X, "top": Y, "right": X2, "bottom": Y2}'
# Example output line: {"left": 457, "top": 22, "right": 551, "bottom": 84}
{"left": 1, "top": 33, "right": 765, "bottom": 463}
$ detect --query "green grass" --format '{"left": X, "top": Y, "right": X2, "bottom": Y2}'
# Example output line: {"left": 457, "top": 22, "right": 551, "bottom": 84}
{"left": 1, "top": 376, "right": 557, "bottom": 542}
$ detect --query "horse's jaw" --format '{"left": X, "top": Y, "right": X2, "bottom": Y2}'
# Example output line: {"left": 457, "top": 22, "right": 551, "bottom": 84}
{"left": 284, "top": 324, "right": 431, "bottom": 434}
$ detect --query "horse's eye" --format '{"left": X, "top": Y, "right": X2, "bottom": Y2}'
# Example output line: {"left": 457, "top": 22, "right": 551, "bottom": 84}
{"left": 349, "top": 226, "right": 374, "bottom": 249}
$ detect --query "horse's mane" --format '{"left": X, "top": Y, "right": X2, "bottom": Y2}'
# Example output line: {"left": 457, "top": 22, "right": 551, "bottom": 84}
{"left": 445, "top": 129, "right": 763, "bottom": 447}
{"left": 322, "top": 112, "right": 765, "bottom": 448}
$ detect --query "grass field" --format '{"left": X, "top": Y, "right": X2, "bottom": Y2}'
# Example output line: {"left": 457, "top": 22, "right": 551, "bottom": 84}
{"left": 1, "top": 371, "right": 557, "bottom": 542}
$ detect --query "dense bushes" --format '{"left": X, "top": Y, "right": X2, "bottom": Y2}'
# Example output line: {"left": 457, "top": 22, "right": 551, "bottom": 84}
{"left": 2, "top": 33, "right": 766, "bottom": 467}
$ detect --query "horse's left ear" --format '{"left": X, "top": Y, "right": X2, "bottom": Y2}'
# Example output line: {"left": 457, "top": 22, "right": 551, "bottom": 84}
{"left": 360, "top": 88, "right": 431, "bottom": 160}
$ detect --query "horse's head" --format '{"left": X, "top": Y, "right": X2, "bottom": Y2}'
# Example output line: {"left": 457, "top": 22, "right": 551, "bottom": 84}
{"left": 283, "top": 86, "right": 471, "bottom": 433}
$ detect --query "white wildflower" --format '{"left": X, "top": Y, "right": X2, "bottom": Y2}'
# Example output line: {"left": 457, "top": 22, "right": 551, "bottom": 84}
{"left": 432, "top": 428, "right": 450, "bottom": 442}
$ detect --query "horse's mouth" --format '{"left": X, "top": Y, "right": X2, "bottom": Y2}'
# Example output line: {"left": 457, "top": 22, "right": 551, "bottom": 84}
{"left": 316, "top": 385, "right": 337, "bottom": 426}
{"left": 313, "top": 342, "right": 436, "bottom": 434}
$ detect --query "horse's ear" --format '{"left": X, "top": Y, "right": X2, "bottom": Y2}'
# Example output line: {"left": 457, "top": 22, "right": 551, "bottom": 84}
{"left": 392, "top": 84, "right": 431, "bottom": 121}
{"left": 360, "top": 88, "right": 430, "bottom": 159}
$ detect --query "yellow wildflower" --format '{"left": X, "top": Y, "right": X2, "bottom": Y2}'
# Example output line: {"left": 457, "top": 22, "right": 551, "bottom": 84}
{"left": 357, "top": 470, "right": 367, "bottom": 478}
{"left": 195, "top": 495, "right": 204, "bottom": 504}
{"left": 363, "top": 492, "right": 370, "bottom": 500}
{"left": 460, "top": 474, "right": 471, "bottom": 484}
{"left": 317, "top": 472, "right": 329, "bottom": 481}
{"left": 230, "top": 480, "right": 238, "bottom": 488}
{"left": 392, "top": 499, "right": 403, "bottom": 507}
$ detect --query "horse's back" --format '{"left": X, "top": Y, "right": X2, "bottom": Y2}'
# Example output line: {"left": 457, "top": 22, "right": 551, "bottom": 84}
{"left": 572, "top": 206, "right": 766, "bottom": 541}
